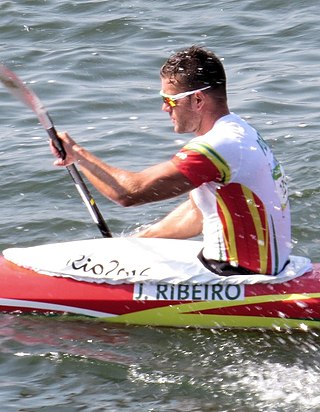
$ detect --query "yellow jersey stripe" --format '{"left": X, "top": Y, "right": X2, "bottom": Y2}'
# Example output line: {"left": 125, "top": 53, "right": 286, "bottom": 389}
{"left": 216, "top": 192, "right": 238, "bottom": 264}
{"left": 241, "top": 186, "right": 269, "bottom": 273}
{"left": 184, "top": 142, "right": 231, "bottom": 184}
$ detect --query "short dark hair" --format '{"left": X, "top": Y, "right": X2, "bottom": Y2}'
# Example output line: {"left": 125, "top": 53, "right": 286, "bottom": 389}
{"left": 160, "top": 45, "right": 226, "bottom": 96}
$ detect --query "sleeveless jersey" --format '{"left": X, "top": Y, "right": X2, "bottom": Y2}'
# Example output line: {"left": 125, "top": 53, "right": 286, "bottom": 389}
{"left": 172, "top": 113, "right": 291, "bottom": 275}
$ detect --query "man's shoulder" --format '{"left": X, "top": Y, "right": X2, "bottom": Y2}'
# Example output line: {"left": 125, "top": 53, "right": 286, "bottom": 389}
{"left": 198, "top": 113, "right": 253, "bottom": 147}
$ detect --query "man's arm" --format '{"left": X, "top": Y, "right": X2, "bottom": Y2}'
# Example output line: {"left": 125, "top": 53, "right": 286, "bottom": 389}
{"left": 51, "top": 132, "right": 194, "bottom": 207}
{"left": 134, "top": 196, "right": 203, "bottom": 239}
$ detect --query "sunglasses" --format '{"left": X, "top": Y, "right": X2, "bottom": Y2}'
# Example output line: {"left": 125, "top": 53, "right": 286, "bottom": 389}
{"left": 160, "top": 85, "right": 211, "bottom": 107}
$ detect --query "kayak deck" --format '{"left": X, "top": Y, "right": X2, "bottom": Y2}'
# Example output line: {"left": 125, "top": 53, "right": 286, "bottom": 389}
{"left": 1, "top": 256, "right": 320, "bottom": 331}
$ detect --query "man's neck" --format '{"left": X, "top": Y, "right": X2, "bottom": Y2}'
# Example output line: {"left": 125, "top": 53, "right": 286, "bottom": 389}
{"left": 195, "top": 106, "right": 230, "bottom": 136}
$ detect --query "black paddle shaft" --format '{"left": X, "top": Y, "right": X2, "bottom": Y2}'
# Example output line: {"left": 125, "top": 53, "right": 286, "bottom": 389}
{"left": 0, "top": 63, "right": 112, "bottom": 238}
{"left": 46, "top": 126, "right": 112, "bottom": 238}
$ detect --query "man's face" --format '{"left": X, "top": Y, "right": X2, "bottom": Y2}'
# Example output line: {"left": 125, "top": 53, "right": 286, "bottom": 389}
{"left": 160, "top": 77, "right": 200, "bottom": 135}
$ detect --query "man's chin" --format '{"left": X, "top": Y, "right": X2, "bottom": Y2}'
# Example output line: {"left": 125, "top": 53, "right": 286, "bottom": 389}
{"left": 174, "top": 127, "right": 188, "bottom": 134}
{"left": 173, "top": 123, "right": 184, "bottom": 134}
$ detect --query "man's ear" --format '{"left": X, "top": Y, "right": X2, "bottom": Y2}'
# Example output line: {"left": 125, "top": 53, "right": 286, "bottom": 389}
{"left": 195, "top": 92, "right": 205, "bottom": 109}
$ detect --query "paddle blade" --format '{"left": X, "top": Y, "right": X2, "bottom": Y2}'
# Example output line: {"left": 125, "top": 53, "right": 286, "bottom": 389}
{"left": 0, "top": 64, "right": 53, "bottom": 130}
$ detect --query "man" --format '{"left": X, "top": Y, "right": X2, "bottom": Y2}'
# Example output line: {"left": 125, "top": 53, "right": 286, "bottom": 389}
{"left": 51, "top": 45, "right": 291, "bottom": 275}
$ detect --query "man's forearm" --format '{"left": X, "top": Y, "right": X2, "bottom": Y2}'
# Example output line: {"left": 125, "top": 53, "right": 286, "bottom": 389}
{"left": 135, "top": 198, "right": 203, "bottom": 239}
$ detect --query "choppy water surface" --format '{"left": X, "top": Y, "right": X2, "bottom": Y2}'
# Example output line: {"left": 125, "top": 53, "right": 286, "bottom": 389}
{"left": 0, "top": 0, "right": 320, "bottom": 410}
{"left": 1, "top": 316, "right": 320, "bottom": 412}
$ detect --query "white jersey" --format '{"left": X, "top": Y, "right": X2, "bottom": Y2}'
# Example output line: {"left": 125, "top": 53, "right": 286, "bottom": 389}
{"left": 172, "top": 113, "right": 291, "bottom": 275}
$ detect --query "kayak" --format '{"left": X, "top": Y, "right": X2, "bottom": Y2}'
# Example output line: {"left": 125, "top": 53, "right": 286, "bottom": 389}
{"left": 1, "top": 237, "right": 319, "bottom": 331}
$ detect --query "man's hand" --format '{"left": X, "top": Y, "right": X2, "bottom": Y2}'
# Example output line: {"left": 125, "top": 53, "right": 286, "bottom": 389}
{"left": 49, "top": 131, "right": 77, "bottom": 167}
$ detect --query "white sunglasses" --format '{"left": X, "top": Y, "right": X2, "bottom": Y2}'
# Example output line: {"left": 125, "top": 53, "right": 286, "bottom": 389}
{"left": 160, "top": 85, "right": 211, "bottom": 107}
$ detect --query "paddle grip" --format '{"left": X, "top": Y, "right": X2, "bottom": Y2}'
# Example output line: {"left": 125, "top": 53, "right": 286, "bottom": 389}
{"left": 46, "top": 126, "right": 67, "bottom": 160}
